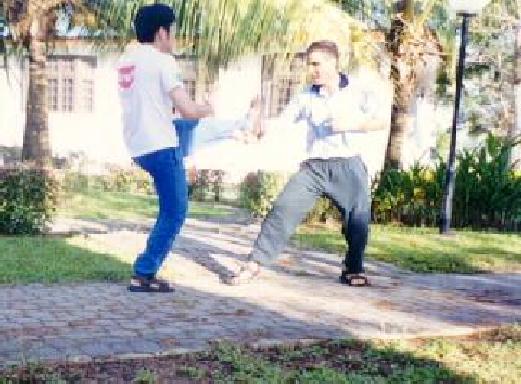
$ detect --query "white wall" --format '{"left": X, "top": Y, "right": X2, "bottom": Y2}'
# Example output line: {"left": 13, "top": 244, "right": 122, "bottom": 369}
{"left": 1, "top": 48, "right": 489, "bottom": 177}
{"left": 48, "top": 54, "right": 131, "bottom": 171}
{"left": 214, "top": 55, "right": 262, "bottom": 118}
{"left": 0, "top": 52, "right": 265, "bottom": 172}
{"left": 0, "top": 52, "right": 132, "bottom": 171}
{"left": 0, "top": 57, "right": 26, "bottom": 148}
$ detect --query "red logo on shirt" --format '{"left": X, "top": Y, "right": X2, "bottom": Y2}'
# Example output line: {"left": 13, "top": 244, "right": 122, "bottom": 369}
{"left": 118, "top": 65, "right": 135, "bottom": 90}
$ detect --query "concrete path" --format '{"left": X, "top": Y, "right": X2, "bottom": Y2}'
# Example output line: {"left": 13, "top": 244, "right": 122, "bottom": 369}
{"left": 0, "top": 217, "right": 519, "bottom": 365}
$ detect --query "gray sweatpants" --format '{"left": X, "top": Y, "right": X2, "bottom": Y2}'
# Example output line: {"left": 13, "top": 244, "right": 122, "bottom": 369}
{"left": 249, "top": 155, "right": 370, "bottom": 274}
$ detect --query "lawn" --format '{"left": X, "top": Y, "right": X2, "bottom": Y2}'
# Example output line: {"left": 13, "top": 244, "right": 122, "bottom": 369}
{"left": 0, "top": 190, "right": 240, "bottom": 285}
{"left": 57, "top": 189, "right": 236, "bottom": 220}
{"left": 294, "top": 224, "right": 521, "bottom": 274}
{"left": 0, "top": 236, "right": 130, "bottom": 285}
{"left": 58, "top": 190, "right": 521, "bottom": 274}
{"left": 2, "top": 325, "right": 519, "bottom": 383}
{"left": 1, "top": 190, "right": 519, "bottom": 286}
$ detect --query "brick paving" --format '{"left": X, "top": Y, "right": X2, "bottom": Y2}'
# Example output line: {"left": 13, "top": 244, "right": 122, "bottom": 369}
{"left": 0, "top": 217, "right": 519, "bottom": 365}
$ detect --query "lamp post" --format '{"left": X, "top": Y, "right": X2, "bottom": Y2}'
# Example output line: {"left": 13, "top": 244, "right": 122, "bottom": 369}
{"left": 439, "top": 0, "right": 490, "bottom": 235}
{"left": 0, "top": 17, "right": 6, "bottom": 56}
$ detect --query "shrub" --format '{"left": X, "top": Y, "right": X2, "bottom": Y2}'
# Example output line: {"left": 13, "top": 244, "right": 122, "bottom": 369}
{"left": 61, "top": 168, "right": 154, "bottom": 195}
{"left": 239, "top": 171, "right": 286, "bottom": 217}
{"left": 452, "top": 134, "right": 521, "bottom": 229}
{"left": 304, "top": 197, "right": 342, "bottom": 224}
{"left": 191, "top": 169, "right": 226, "bottom": 202}
{"left": 371, "top": 162, "right": 445, "bottom": 226}
{"left": 372, "top": 134, "right": 521, "bottom": 231}
{"left": 0, "top": 167, "right": 59, "bottom": 235}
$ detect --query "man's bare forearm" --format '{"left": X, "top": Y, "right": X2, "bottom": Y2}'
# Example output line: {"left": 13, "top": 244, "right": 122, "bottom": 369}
{"left": 170, "top": 87, "right": 213, "bottom": 119}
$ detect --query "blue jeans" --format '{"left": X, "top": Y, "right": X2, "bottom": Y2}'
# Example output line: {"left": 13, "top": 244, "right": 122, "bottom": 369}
{"left": 132, "top": 147, "right": 188, "bottom": 279}
{"left": 250, "top": 156, "right": 370, "bottom": 274}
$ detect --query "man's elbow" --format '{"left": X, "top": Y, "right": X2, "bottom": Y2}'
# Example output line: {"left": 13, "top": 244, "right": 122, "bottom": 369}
{"left": 177, "top": 104, "right": 207, "bottom": 119}
{"left": 178, "top": 107, "right": 200, "bottom": 119}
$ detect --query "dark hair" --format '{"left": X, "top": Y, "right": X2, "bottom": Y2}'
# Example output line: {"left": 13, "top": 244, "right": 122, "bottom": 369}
{"left": 306, "top": 40, "right": 339, "bottom": 61}
{"left": 134, "top": 4, "right": 175, "bottom": 43}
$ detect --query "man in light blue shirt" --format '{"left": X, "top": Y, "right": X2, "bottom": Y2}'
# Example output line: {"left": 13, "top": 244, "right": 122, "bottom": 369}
{"left": 227, "top": 40, "right": 387, "bottom": 287}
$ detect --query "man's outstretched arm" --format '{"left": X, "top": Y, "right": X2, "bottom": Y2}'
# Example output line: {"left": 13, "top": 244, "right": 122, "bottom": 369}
{"left": 170, "top": 87, "right": 213, "bottom": 119}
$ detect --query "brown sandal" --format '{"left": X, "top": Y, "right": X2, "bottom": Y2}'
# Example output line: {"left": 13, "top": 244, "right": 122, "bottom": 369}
{"left": 225, "top": 262, "right": 261, "bottom": 286}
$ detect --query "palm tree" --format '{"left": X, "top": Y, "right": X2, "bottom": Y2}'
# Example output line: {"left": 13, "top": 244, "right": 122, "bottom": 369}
{"left": 2, "top": 0, "right": 93, "bottom": 167}
{"left": 337, "top": 0, "right": 450, "bottom": 169}
{"left": 385, "top": 0, "right": 453, "bottom": 168}
{"left": 511, "top": 1, "right": 520, "bottom": 167}
{"left": 515, "top": 19, "right": 521, "bottom": 167}
{"left": 91, "top": 0, "right": 359, "bottom": 75}
{"left": 385, "top": 0, "right": 416, "bottom": 169}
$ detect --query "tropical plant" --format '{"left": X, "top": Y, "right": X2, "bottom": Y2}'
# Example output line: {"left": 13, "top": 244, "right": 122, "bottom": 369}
{"left": 372, "top": 134, "right": 521, "bottom": 230}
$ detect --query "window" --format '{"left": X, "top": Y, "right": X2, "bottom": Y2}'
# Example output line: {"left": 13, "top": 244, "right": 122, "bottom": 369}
{"left": 172, "top": 55, "right": 200, "bottom": 118}
{"left": 183, "top": 79, "right": 196, "bottom": 100}
{"left": 82, "top": 79, "right": 94, "bottom": 112}
{"left": 62, "top": 78, "right": 74, "bottom": 112}
{"left": 262, "top": 54, "right": 306, "bottom": 117}
{"left": 47, "top": 56, "right": 96, "bottom": 113}
{"left": 47, "top": 78, "right": 59, "bottom": 111}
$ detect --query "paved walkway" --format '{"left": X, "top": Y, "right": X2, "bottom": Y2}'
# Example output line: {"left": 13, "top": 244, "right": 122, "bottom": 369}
{"left": 1, "top": 217, "right": 520, "bottom": 366}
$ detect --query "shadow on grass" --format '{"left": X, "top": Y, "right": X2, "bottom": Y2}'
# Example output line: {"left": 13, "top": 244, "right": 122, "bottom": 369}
{"left": 6, "top": 309, "right": 517, "bottom": 383}
{"left": 0, "top": 236, "right": 131, "bottom": 285}
{"left": 0, "top": 337, "right": 483, "bottom": 383}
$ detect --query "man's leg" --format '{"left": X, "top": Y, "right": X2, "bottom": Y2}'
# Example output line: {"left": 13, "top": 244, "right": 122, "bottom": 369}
{"left": 227, "top": 162, "right": 326, "bottom": 284}
{"left": 341, "top": 208, "right": 370, "bottom": 278}
{"left": 250, "top": 165, "right": 325, "bottom": 265}
{"left": 327, "top": 157, "right": 370, "bottom": 285}
{"left": 131, "top": 148, "right": 188, "bottom": 286}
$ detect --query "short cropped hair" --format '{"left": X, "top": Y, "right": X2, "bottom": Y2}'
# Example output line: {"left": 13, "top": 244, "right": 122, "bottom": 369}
{"left": 134, "top": 4, "right": 175, "bottom": 43}
{"left": 306, "top": 40, "right": 339, "bottom": 61}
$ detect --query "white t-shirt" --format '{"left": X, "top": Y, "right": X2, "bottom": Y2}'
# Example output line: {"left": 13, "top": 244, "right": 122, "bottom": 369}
{"left": 117, "top": 44, "right": 184, "bottom": 157}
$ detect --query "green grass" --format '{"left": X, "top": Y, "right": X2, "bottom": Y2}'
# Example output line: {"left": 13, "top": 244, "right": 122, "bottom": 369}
{"left": 0, "top": 190, "right": 238, "bottom": 286}
{"left": 294, "top": 224, "right": 521, "bottom": 274}
{"left": 2, "top": 325, "right": 520, "bottom": 383}
{"left": 0, "top": 236, "right": 131, "bottom": 285}
{"left": 3, "top": 190, "right": 519, "bottom": 286}
{"left": 57, "top": 190, "right": 236, "bottom": 220}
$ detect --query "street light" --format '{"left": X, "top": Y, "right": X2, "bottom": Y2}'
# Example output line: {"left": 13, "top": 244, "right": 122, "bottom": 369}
{"left": 439, "top": 0, "right": 490, "bottom": 235}
{"left": 0, "top": 16, "right": 6, "bottom": 55}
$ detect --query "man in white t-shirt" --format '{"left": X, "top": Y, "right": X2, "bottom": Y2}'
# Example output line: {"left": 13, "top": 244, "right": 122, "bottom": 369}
{"left": 118, "top": 4, "right": 212, "bottom": 293}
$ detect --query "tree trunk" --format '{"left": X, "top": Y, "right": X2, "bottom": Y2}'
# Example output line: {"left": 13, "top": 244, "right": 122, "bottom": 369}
{"left": 22, "top": 17, "right": 51, "bottom": 167}
{"left": 512, "top": 20, "right": 521, "bottom": 169}
{"left": 386, "top": 74, "right": 415, "bottom": 169}
{"left": 385, "top": 0, "right": 415, "bottom": 169}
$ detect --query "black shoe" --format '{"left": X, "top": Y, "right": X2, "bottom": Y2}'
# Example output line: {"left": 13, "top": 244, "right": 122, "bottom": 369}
{"left": 339, "top": 272, "right": 370, "bottom": 287}
{"left": 128, "top": 275, "right": 175, "bottom": 293}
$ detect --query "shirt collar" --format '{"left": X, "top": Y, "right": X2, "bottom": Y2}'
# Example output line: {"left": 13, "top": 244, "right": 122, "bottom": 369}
{"left": 310, "top": 72, "right": 349, "bottom": 96}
